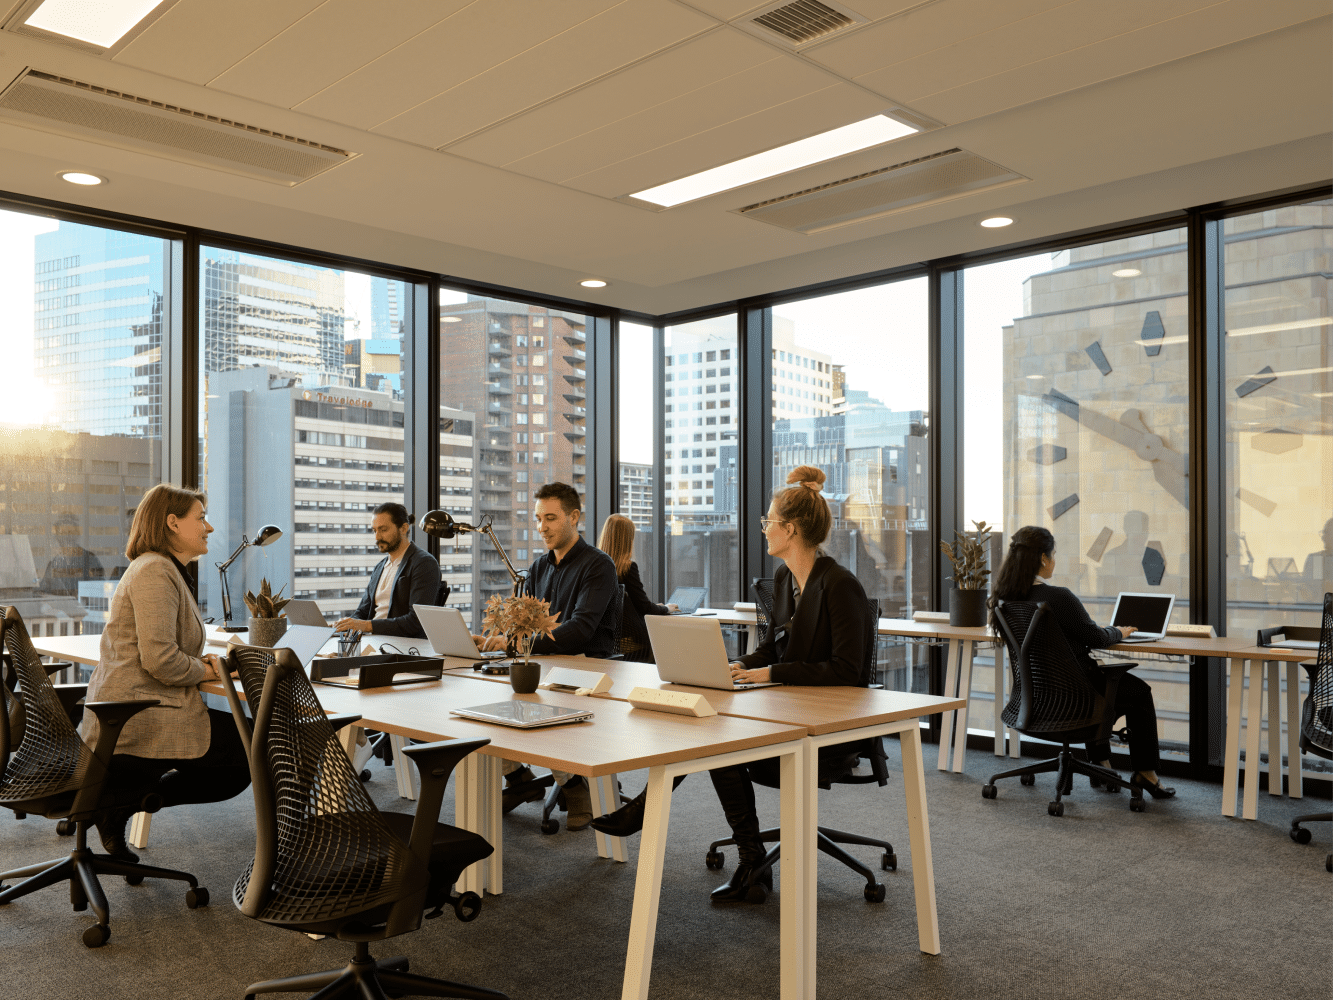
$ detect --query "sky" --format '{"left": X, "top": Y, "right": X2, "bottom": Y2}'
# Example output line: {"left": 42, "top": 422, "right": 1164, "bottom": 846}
{"left": 0, "top": 208, "right": 60, "bottom": 427}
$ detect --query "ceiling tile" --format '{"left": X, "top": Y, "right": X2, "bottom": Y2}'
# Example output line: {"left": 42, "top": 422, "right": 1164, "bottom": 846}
{"left": 374, "top": 0, "right": 715, "bottom": 148}
{"left": 683, "top": 0, "right": 766, "bottom": 20}
{"left": 444, "top": 30, "right": 777, "bottom": 167}
{"left": 209, "top": 0, "right": 470, "bottom": 108}
{"left": 504, "top": 56, "right": 843, "bottom": 186}
{"left": 113, "top": 0, "right": 327, "bottom": 85}
{"left": 293, "top": 0, "right": 619, "bottom": 132}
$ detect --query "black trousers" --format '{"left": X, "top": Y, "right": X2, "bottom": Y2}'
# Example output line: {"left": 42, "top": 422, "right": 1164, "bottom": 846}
{"left": 1086, "top": 671, "right": 1162, "bottom": 772}
{"left": 107, "top": 708, "right": 251, "bottom": 809}
{"left": 709, "top": 746, "right": 859, "bottom": 865}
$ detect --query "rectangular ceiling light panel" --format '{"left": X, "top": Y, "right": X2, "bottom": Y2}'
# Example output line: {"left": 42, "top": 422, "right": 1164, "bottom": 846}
{"left": 0, "top": 70, "right": 354, "bottom": 186}
{"left": 23, "top": 0, "right": 163, "bottom": 47}
{"left": 630, "top": 114, "right": 919, "bottom": 208}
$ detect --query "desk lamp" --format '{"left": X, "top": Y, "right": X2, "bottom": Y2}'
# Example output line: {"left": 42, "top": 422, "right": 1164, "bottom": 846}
{"left": 215, "top": 524, "right": 283, "bottom": 631}
{"left": 419, "top": 510, "right": 525, "bottom": 597}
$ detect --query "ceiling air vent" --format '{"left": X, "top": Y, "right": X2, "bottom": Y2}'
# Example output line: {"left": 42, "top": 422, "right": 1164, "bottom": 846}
{"left": 0, "top": 69, "right": 354, "bottom": 186}
{"left": 744, "top": 0, "right": 866, "bottom": 46}
{"left": 734, "top": 148, "right": 1027, "bottom": 234}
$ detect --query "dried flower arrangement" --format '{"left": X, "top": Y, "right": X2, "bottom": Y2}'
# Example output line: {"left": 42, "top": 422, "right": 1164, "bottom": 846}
{"left": 243, "top": 578, "right": 291, "bottom": 619}
{"left": 481, "top": 594, "right": 560, "bottom": 660}
{"left": 940, "top": 520, "right": 993, "bottom": 591}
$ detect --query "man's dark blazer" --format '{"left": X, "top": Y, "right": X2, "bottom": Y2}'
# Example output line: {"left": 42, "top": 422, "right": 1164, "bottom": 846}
{"left": 352, "top": 541, "right": 440, "bottom": 638}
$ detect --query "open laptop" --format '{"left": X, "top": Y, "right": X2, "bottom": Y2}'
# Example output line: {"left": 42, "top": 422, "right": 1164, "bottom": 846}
{"left": 645, "top": 616, "right": 780, "bottom": 690}
{"left": 665, "top": 586, "right": 708, "bottom": 615}
{"left": 415, "top": 604, "right": 506, "bottom": 659}
{"left": 1109, "top": 593, "right": 1175, "bottom": 642}
{"left": 283, "top": 599, "right": 328, "bottom": 627}
{"left": 273, "top": 624, "right": 338, "bottom": 667}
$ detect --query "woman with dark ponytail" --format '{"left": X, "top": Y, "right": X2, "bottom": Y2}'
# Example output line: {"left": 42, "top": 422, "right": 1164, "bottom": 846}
{"left": 991, "top": 525, "right": 1174, "bottom": 799}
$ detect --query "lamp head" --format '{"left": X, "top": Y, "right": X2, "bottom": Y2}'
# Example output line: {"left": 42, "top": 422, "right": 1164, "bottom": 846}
{"left": 419, "top": 509, "right": 460, "bottom": 539}
{"left": 253, "top": 524, "right": 283, "bottom": 546}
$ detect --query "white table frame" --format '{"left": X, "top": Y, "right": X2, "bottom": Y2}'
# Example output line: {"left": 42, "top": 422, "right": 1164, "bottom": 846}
{"left": 936, "top": 634, "right": 1015, "bottom": 771}
{"left": 1222, "top": 654, "right": 1305, "bottom": 820}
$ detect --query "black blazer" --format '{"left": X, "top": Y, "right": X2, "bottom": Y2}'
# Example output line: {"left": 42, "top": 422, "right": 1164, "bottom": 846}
{"left": 352, "top": 541, "right": 440, "bottom": 638}
{"left": 739, "top": 556, "right": 872, "bottom": 686}
{"left": 622, "top": 561, "right": 670, "bottom": 620}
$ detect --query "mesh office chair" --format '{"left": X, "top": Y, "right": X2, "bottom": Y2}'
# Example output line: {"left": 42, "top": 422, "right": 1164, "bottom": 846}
{"left": 706, "top": 597, "right": 899, "bottom": 902}
{"left": 982, "top": 600, "right": 1145, "bottom": 815}
{"left": 0, "top": 606, "right": 206, "bottom": 948}
{"left": 617, "top": 584, "right": 655, "bottom": 663}
{"left": 1289, "top": 592, "right": 1332, "bottom": 872}
{"left": 220, "top": 642, "right": 506, "bottom": 1000}
{"left": 752, "top": 578, "right": 776, "bottom": 650}
{"left": 4, "top": 645, "right": 87, "bottom": 834}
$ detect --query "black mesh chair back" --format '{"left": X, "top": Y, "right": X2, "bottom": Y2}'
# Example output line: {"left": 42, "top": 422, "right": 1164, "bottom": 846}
{"left": 1298, "top": 592, "right": 1333, "bottom": 761}
{"left": 994, "top": 600, "right": 1105, "bottom": 740}
{"left": 617, "top": 587, "right": 654, "bottom": 662}
{"left": 752, "top": 578, "right": 775, "bottom": 647}
{"left": 588, "top": 581, "right": 622, "bottom": 660}
{"left": 3, "top": 648, "right": 25, "bottom": 753}
{"left": 436, "top": 581, "right": 451, "bottom": 607}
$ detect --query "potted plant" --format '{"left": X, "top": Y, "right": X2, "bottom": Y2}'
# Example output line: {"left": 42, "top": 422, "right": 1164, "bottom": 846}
{"left": 481, "top": 594, "right": 560, "bottom": 693}
{"left": 940, "top": 521, "right": 993, "bottom": 627}
{"left": 244, "top": 578, "right": 291, "bottom": 647}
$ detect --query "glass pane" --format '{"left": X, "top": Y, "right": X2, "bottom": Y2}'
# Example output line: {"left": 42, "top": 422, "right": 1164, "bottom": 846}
{"left": 619, "top": 322, "right": 657, "bottom": 594}
{"left": 2, "top": 209, "right": 168, "bottom": 637}
{"left": 199, "top": 248, "right": 407, "bottom": 626}
{"left": 772, "top": 279, "right": 930, "bottom": 691}
{"left": 964, "top": 228, "right": 1191, "bottom": 757}
{"left": 664, "top": 315, "right": 739, "bottom": 609}
{"left": 439, "top": 291, "right": 589, "bottom": 626}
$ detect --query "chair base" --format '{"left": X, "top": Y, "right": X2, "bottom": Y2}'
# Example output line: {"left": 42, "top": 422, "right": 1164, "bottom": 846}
{"left": 245, "top": 941, "right": 508, "bottom": 1000}
{"left": 706, "top": 827, "right": 896, "bottom": 901}
{"left": 982, "top": 747, "right": 1145, "bottom": 815}
{"left": 1289, "top": 811, "right": 1332, "bottom": 845}
{"left": 0, "top": 822, "right": 201, "bottom": 946}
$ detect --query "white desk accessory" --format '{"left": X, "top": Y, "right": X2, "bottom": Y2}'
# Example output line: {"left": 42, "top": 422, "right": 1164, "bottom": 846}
{"left": 539, "top": 666, "right": 613, "bottom": 696}
{"left": 1166, "top": 623, "right": 1216, "bottom": 638}
{"left": 912, "top": 610, "right": 950, "bottom": 623}
{"left": 732, "top": 602, "right": 756, "bottom": 612}
{"left": 627, "top": 686, "right": 716, "bottom": 718}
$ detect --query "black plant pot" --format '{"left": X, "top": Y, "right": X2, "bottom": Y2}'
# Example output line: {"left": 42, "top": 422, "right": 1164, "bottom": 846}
{"left": 948, "top": 589, "right": 988, "bottom": 628}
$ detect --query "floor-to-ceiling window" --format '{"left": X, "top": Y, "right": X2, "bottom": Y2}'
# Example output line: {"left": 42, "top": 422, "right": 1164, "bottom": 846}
{"left": 962, "top": 227, "right": 1192, "bottom": 757}
{"left": 1, "top": 208, "right": 170, "bottom": 636}
{"left": 664, "top": 315, "right": 739, "bottom": 607}
{"left": 619, "top": 321, "right": 658, "bottom": 595}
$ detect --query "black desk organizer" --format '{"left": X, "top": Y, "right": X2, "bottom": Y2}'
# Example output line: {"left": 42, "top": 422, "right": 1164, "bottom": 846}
{"left": 1257, "top": 625, "right": 1322, "bottom": 647}
{"left": 310, "top": 654, "right": 444, "bottom": 689}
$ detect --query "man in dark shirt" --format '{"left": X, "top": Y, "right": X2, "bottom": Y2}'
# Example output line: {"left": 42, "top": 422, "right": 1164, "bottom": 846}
{"left": 476, "top": 482, "right": 618, "bottom": 828}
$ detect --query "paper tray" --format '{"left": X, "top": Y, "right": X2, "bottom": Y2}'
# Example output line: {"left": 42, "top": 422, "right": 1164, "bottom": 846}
{"left": 311, "top": 653, "right": 444, "bottom": 689}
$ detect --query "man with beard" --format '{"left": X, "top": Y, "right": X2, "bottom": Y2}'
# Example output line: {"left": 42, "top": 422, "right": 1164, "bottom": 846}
{"left": 335, "top": 502, "right": 441, "bottom": 640}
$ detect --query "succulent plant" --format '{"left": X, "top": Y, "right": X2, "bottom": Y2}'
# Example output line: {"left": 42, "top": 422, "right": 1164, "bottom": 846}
{"left": 940, "top": 520, "right": 993, "bottom": 591}
{"left": 243, "top": 578, "right": 291, "bottom": 619}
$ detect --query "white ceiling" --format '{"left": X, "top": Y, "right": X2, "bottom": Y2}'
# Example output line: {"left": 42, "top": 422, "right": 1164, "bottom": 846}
{"left": 0, "top": 0, "right": 1328, "bottom": 314}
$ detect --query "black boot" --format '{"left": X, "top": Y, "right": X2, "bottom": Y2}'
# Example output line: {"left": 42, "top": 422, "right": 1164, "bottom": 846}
{"left": 95, "top": 807, "right": 139, "bottom": 863}
{"left": 710, "top": 862, "right": 772, "bottom": 904}
{"left": 707, "top": 765, "right": 768, "bottom": 902}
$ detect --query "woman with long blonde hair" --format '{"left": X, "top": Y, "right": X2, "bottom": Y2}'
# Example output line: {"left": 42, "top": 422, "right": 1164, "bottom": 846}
{"left": 596, "top": 513, "right": 676, "bottom": 662}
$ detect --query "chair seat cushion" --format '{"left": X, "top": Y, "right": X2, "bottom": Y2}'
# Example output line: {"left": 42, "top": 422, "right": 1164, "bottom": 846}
{"left": 379, "top": 812, "right": 493, "bottom": 912}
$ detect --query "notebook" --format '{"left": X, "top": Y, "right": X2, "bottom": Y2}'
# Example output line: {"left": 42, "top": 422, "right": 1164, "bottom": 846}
{"left": 414, "top": 604, "right": 506, "bottom": 659}
{"left": 1109, "top": 593, "right": 1175, "bottom": 642}
{"left": 450, "top": 700, "right": 594, "bottom": 729}
{"left": 645, "top": 615, "right": 780, "bottom": 690}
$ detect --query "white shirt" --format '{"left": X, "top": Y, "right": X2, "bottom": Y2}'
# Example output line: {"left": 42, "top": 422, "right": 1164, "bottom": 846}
{"left": 372, "top": 551, "right": 405, "bottom": 620}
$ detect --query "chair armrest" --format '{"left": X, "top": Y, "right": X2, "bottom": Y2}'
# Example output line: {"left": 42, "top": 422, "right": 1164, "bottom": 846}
{"left": 52, "top": 683, "right": 87, "bottom": 723}
{"left": 326, "top": 713, "right": 362, "bottom": 733}
{"left": 398, "top": 738, "right": 490, "bottom": 863}
{"left": 1097, "top": 661, "right": 1139, "bottom": 678}
{"left": 42, "top": 659, "right": 75, "bottom": 677}
{"left": 71, "top": 700, "right": 161, "bottom": 813}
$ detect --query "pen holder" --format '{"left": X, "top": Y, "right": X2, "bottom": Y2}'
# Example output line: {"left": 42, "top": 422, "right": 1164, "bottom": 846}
{"left": 337, "top": 632, "right": 362, "bottom": 657}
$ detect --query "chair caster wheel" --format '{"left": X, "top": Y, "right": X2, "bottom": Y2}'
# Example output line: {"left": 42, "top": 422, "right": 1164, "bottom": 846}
{"left": 56, "top": 819, "right": 75, "bottom": 836}
{"left": 864, "top": 882, "right": 886, "bottom": 903}
{"left": 1292, "top": 827, "right": 1312, "bottom": 845}
{"left": 14, "top": 811, "right": 26, "bottom": 820}
{"left": 186, "top": 886, "right": 209, "bottom": 909}
{"left": 83, "top": 923, "right": 110, "bottom": 948}
{"left": 359, "top": 769, "right": 372, "bottom": 783}
{"left": 705, "top": 850, "right": 725, "bottom": 870}
{"left": 1326, "top": 854, "right": 1331, "bottom": 873}
{"left": 452, "top": 891, "right": 482, "bottom": 922}
{"left": 1129, "top": 797, "right": 1146, "bottom": 813}
{"left": 1105, "top": 781, "right": 1121, "bottom": 794}
{"left": 881, "top": 852, "right": 896, "bottom": 872}
{"left": 1047, "top": 801, "right": 1064, "bottom": 817}
{"left": 1020, "top": 773, "right": 1036, "bottom": 787}
{"left": 125, "top": 874, "right": 144, "bottom": 886}
{"left": 539, "top": 819, "right": 559, "bottom": 835}
{"left": 981, "top": 784, "right": 997, "bottom": 800}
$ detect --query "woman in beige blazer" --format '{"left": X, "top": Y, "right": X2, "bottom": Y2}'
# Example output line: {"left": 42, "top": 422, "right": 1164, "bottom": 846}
{"left": 83, "top": 484, "right": 250, "bottom": 860}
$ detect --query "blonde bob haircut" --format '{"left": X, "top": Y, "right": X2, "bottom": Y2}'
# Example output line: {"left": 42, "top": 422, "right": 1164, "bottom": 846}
{"left": 126, "top": 483, "right": 207, "bottom": 561}
{"left": 597, "top": 512, "right": 635, "bottom": 579}
{"left": 771, "top": 465, "right": 831, "bottom": 547}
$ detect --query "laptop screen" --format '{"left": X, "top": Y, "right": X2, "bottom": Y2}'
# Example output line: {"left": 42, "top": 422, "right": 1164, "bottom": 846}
{"left": 666, "top": 586, "right": 708, "bottom": 614}
{"left": 1110, "top": 594, "right": 1173, "bottom": 634}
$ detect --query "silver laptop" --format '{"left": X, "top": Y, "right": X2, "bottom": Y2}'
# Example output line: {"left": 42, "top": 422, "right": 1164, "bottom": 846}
{"left": 273, "top": 624, "right": 338, "bottom": 667}
{"left": 283, "top": 599, "right": 328, "bottom": 627}
{"left": 645, "top": 616, "right": 780, "bottom": 690}
{"left": 1109, "top": 592, "right": 1175, "bottom": 642}
{"left": 665, "top": 586, "right": 708, "bottom": 615}
{"left": 450, "top": 700, "right": 593, "bottom": 729}
{"left": 414, "top": 604, "right": 506, "bottom": 659}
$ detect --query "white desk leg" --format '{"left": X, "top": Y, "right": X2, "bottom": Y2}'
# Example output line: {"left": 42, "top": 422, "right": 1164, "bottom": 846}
{"left": 592, "top": 773, "right": 628, "bottom": 863}
{"left": 1222, "top": 657, "right": 1245, "bottom": 817}
{"left": 621, "top": 765, "right": 673, "bottom": 1000}
{"left": 457, "top": 753, "right": 486, "bottom": 896}
{"left": 951, "top": 640, "right": 976, "bottom": 774}
{"left": 993, "top": 642, "right": 1005, "bottom": 756}
{"left": 390, "top": 734, "right": 419, "bottom": 800}
{"left": 782, "top": 741, "right": 814, "bottom": 1000}
{"left": 127, "top": 811, "right": 151, "bottom": 850}
{"left": 1286, "top": 661, "right": 1303, "bottom": 799}
{"left": 937, "top": 638, "right": 961, "bottom": 771}
{"left": 482, "top": 754, "right": 503, "bottom": 895}
{"left": 1242, "top": 658, "right": 1265, "bottom": 821}
{"left": 1267, "top": 659, "right": 1283, "bottom": 797}
{"left": 899, "top": 725, "right": 941, "bottom": 955}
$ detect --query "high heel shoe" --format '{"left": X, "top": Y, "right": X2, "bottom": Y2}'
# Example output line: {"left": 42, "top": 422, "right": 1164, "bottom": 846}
{"left": 710, "top": 862, "right": 772, "bottom": 904}
{"left": 590, "top": 789, "right": 646, "bottom": 837}
{"left": 1130, "top": 771, "right": 1176, "bottom": 799}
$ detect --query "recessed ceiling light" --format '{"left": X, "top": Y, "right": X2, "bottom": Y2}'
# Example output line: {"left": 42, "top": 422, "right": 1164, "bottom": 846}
{"left": 630, "top": 114, "right": 919, "bottom": 209}
{"left": 580, "top": 279, "right": 607, "bottom": 288}
{"left": 58, "top": 171, "right": 105, "bottom": 186}
{"left": 979, "top": 217, "right": 1013, "bottom": 228}
{"left": 1112, "top": 268, "right": 1141, "bottom": 277}
{"left": 441, "top": 316, "right": 462, "bottom": 323}
{"left": 25, "top": 0, "right": 162, "bottom": 48}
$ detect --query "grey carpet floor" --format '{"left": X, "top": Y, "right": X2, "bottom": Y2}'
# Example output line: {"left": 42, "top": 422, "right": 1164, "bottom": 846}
{"left": 2, "top": 740, "right": 1328, "bottom": 1000}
